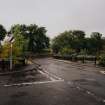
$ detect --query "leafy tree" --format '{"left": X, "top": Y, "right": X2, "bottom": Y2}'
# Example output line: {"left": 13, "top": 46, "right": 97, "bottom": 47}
{"left": 0, "top": 25, "right": 7, "bottom": 47}
{"left": 52, "top": 30, "right": 86, "bottom": 54}
{"left": 72, "top": 30, "right": 85, "bottom": 39}
{"left": 52, "top": 30, "right": 104, "bottom": 57}
{"left": 27, "top": 24, "right": 49, "bottom": 53}
{"left": 72, "top": 30, "right": 85, "bottom": 53}
{"left": 10, "top": 24, "right": 29, "bottom": 57}
{"left": 10, "top": 24, "right": 50, "bottom": 54}
{"left": 52, "top": 31, "right": 74, "bottom": 54}
{"left": 84, "top": 38, "right": 92, "bottom": 54}
{"left": 90, "top": 32, "right": 103, "bottom": 55}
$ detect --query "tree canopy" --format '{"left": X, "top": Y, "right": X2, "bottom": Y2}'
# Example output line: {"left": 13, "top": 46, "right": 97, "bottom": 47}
{"left": 0, "top": 24, "right": 7, "bottom": 49}
{"left": 0, "top": 24, "right": 6, "bottom": 41}
{"left": 10, "top": 24, "right": 50, "bottom": 54}
{"left": 52, "top": 30, "right": 104, "bottom": 56}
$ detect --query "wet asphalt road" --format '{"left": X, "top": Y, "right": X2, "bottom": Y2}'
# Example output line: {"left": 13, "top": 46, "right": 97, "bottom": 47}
{"left": 0, "top": 57, "right": 105, "bottom": 105}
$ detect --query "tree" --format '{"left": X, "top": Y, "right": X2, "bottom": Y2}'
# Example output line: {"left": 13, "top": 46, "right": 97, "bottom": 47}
{"left": 0, "top": 25, "right": 7, "bottom": 47}
{"left": 52, "top": 31, "right": 73, "bottom": 54}
{"left": 10, "top": 24, "right": 29, "bottom": 57}
{"left": 72, "top": 30, "right": 85, "bottom": 39}
{"left": 90, "top": 32, "right": 103, "bottom": 55}
{"left": 52, "top": 30, "right": 86, "bottom": 54}
{"left": 10, "top": 24, "right": 50, "bottom": 54}
{"left": 27, "top": 24, "right": 49, "bottom": 53}
{"left": 72, "top": 30, "right": 86, "bottom": 53}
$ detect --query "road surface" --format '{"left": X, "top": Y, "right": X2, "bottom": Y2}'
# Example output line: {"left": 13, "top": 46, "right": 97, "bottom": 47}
{"left": 0, "top": 57, "right": 105, "bottom": 105}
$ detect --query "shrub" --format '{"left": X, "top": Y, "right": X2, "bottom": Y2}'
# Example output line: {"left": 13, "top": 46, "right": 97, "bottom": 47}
{"left": 99, "top": 54, "right": 105, "bottom": 66}
{"left": 60, "top": 47, "right": 75, "bottom": 56}
{"left": 0, "top": 42, "right": 22, "bottom": 59}
{"left": 0, "top": 43, "right": 10, "bottom": 58}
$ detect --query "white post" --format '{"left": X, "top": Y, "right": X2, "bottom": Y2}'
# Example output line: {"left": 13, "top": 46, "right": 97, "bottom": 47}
{"left": 10, "top": 43, "right": 13, "bottom": 70}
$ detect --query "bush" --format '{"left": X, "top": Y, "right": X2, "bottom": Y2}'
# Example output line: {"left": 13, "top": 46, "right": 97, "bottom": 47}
{"left": 99, "top": 54, "right": 105, "bottom": 66}
{"left": 0, "top": 43, "right": 11, "bottom": 58}
{"left": 0, "top": 42, "right": 22, "bottom": 59}
{"left": 60, "top": 47, "right": 75, "bottom": 56}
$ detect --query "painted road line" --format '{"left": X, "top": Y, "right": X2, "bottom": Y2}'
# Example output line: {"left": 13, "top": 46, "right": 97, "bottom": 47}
{"left": 4, "top": 79, "right": 64, "bottom": 87}
{"left": 28, "top": 59, "right": 63, "bottom": 80}
{"left": 4, "top": 69, "right": 64, "bottom": 87}
{"left": 53, "top": 58, "right": 72, "bottom": 64}
{"left": 38, "top": 70, "right": 56, "bottom": 81}
{"left": 39, "top": 68, "right": 63, "bottom": 80}
{"left": 67, "top": 81, "right": 105, "bottom": 104}
{"left": 100, "top": 71, "right": 105, "bottom": 75}
{"left": 28, "top": 59, "right": 64, "bottom": 81}
{"left": 53, "top": 59, "right": 84, "bottom": 66}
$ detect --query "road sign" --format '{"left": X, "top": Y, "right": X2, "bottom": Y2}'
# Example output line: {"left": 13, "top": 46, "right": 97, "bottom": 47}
{"left": 7, "top": 34, "right": 15, "bottom": 70}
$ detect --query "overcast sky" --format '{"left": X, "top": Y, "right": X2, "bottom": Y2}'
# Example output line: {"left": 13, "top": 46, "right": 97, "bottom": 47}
{"left": 0, "top": 0, "right": 105, "bottom": 38}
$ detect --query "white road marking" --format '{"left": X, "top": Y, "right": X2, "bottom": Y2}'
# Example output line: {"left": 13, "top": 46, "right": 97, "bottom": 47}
{"left": 53, "top": 58, "right": 72, "bottom": 64}
{"left": 38, "top": 70, "right": 56, "bottom": 81}
{"left": 100, "top": 71, "right": 105, "bottom": 75}
{"left": 3, "top": 69, "right": 64, "bottom": 87}
{"left": 68, "top": 82, "right": 105, "bottom": 104}
{"left": 39, "top": 69, "right": 63, "bottom": 81}
{"left": 30, "top": 59, "right": 64, "bottom": 81}
{"left": 4, "top": 79, "right": 64, "bottom": 87}
{"left": 3, "top": 59, "right": 65, "bottom": 87}
{"left": 103, "top": 99, "right": 105, "bottom": 103}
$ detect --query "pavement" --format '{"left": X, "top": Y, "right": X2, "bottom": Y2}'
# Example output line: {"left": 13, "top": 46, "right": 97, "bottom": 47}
{"left": 0, "top": 57, "right": 105, "bottom": 105}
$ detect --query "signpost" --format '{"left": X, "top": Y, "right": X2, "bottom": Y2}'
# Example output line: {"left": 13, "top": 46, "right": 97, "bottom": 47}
{"left": 7, "top": 34, "right": 15, "bottom": 70}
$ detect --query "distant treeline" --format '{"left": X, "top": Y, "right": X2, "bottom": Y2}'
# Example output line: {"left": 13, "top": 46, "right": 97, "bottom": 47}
{"left": 51, "top": 30, "right": 105, "bottom": 56}
{"left": 0, "top": 24, "right": 105, "bottom": 59}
